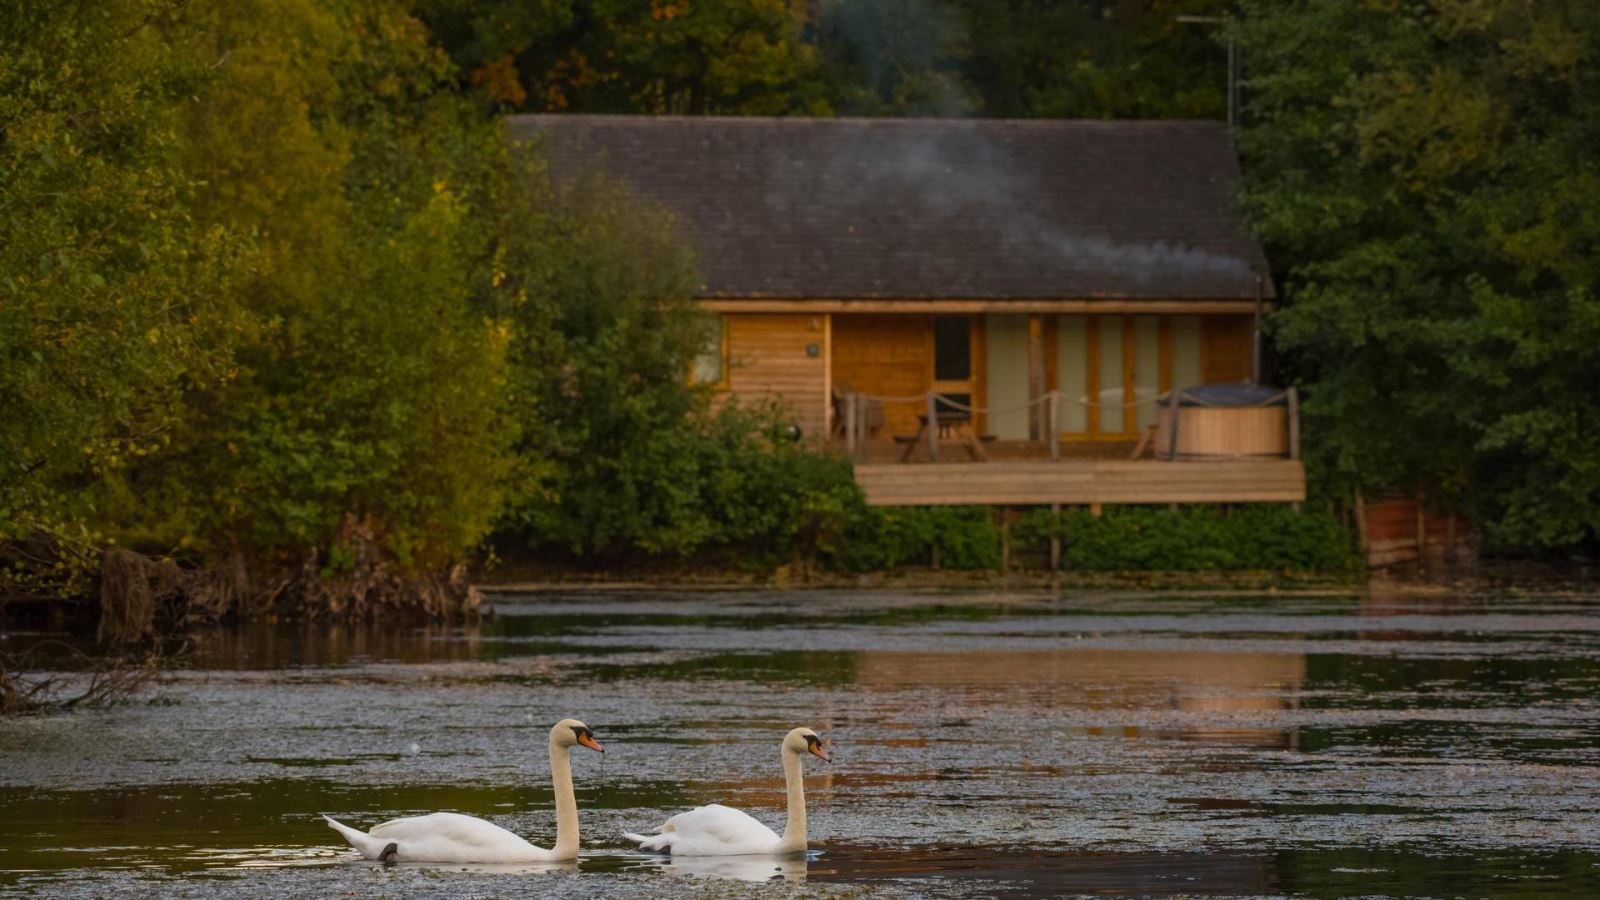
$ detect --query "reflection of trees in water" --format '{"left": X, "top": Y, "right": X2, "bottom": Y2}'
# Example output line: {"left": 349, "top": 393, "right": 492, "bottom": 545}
{"left": 585, "top": 650, "right": 862, "bottom": 687}
{"left": 1, "top": 778, "right": 537, "bottom": 869}
{"left": 1272, "top": 847, "right": 1600, "bottom": 896}
{"left": 804, "top": 848, "right": 1276, "bottom": 895}
{"left": 185, "top": 623, "right": 482, "bottom": 668}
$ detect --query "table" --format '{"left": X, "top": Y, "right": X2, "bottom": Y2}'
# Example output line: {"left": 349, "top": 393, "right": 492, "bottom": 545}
{"left": 899, "top": 412, "right": 990, "bottom": 462}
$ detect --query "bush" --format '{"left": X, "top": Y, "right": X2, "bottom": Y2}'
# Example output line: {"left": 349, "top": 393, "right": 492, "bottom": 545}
{"left": 503, "top": 397, "right": 868, "bottom": 566}
{"left": 1013, "top": 504, "right": 1357, "bottom": 572}
{"left": 827, "top": 505, "right": 1003, "bottom": 572}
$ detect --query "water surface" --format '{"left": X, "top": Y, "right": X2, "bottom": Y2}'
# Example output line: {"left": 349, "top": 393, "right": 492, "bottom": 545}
{"left": 3, "top": 588, "right": 1600, "bottom": 896}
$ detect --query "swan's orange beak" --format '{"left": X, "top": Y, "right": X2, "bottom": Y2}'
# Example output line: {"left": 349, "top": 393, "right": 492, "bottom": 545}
{"left": 808, "top": 741, "right": 831, "bottom": 763}
{"left": 577, "top": 732, "right": 604, "bottom": 753}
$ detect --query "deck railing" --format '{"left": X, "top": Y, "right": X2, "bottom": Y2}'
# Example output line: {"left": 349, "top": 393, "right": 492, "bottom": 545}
{"left": 837, "top": 387, "right": 1300, "bottom": 464}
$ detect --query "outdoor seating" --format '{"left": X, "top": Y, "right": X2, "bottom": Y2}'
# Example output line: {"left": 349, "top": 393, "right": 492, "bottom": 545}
{"left": 830, "top": 386, "right": 884, "bottom": 441}
{"left": 899, "top": 411, "right": 990, "bottom": 462}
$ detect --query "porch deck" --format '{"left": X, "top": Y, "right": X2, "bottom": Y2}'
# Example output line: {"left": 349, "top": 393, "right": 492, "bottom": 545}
{"left": 853, "top": 457, "right": 1306, "bottom": 507}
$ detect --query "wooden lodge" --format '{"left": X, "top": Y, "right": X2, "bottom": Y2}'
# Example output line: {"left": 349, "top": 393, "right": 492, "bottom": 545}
{"left": 511, "top": 115, "right": 1304, "bottom": 508}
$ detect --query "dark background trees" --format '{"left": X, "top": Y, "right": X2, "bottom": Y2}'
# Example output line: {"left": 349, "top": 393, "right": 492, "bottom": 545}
{"left": 1234, "top": 0, "right": 1600, "bottom": 551}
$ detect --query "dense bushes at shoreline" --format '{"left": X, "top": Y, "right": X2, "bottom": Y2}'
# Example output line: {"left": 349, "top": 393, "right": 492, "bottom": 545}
{"left": 823, "top": 502, "right": 1357, "bottom": 575}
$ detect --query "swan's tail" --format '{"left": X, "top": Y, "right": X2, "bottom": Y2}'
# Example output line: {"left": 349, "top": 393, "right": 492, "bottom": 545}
{"left": 624, "top": 830, "right": 675, "bottom": 853}
{"left": 324, "top": 814, "right": 389, "bottom": 860}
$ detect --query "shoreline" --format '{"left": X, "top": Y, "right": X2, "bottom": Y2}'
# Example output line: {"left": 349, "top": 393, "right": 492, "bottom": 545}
{"left": 475, "top": 559, "right": 1599, "bottom": 597}
{"left": 476, "top": 568, "right": 1364, "bottom": 594}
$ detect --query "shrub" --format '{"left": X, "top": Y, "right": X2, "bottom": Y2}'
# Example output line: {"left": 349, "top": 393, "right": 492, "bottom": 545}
{"left": 502, "top": 397, "right": 869, "bottom": 565}
{"left": 827, "top": 505, "right": 1002, "bottom": 572}
{"left": 1014, "top": 505, "right": 1357, "bottom": 572}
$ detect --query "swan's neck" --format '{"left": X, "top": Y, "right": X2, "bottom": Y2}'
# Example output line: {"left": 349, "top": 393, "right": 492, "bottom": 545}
{"left": 778, "top": 749, "right": 807, "bottom": 853}
{"left": 548, "top": 738, "right": 579, "bottom": 859}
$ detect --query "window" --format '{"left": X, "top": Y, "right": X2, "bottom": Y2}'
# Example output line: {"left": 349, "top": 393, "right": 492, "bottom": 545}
{"left": 933, "top": 316, "right": 972, "bottom": 380}
{"left": 933, "top": 316, "right": 974, "bottom": 415}
{"left": 1055, "top": 314, "right": 1203, "bottom": 438}
{"left": 692, "top": 315, "right": 728, "bottom": 387}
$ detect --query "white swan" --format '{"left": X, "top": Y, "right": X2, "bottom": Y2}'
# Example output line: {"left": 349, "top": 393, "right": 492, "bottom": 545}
{"left": 624, "top": 727, "right": 829, "bottom": 856}
{"left": 324, "top": 718, "right": 602, "bottom": 864}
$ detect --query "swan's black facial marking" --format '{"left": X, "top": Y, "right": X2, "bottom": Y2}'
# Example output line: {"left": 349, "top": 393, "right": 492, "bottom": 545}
{"left": 803, "top": 733, "right": 831, "bottom": 762}
{"left": 572, "top": 724, "right": 604, "bottom": 752}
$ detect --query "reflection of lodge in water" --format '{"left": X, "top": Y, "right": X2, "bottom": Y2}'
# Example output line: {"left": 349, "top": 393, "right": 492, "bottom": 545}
{"left": 854, "top": 649, "right": 1306, "bottom": 749}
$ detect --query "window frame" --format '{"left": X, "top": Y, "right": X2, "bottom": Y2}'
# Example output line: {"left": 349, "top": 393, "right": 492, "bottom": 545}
{"left": 690, "top": 314, "right": 731, "bottom": 390}
{"left": 1057, "top": 314, "right": 1175, "bottom": 440}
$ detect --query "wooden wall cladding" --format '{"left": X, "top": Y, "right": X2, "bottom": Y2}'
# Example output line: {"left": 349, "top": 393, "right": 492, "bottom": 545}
{"left": 831, "top": 314, "right": 932, "bottom": 436}
{"left": 1200, "top": 315, "right": 1253, "bottom": 384}
{"left": 726, "top": 314, "right": 828, "bottom": 440}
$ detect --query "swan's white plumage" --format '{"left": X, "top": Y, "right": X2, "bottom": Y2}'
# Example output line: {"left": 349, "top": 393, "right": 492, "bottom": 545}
{"left": 326, "top": 718, "right": 599, "bottom": 864}
{"left": 624, "top": 726, "right": 826, "bottom": 857}
{"left": 327, "top": 811, "right": 553, "bottom": 863}
{"left": 625, "top": 803, "right": 783, "bottom": 856}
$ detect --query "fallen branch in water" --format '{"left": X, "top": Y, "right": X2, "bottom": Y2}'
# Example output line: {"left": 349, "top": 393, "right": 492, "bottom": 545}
{"left": 0, "top": 640, "right": 165, "bottom": 716}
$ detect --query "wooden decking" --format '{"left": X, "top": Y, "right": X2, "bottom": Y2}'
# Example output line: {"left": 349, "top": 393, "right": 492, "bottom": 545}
{"left": 853, "top": 459, "right": 1306, "bottom": 507}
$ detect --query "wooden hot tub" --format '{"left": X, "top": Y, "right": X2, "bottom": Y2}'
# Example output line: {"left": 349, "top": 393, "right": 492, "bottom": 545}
{"left": 1155, "top": 384, "right": 1297, "bottom": 459}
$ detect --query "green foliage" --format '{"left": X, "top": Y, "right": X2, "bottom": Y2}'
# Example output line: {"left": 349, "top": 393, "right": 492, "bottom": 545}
{"left": 830, "top": 505, "right": 1002, "bottom": 572}
{"left": 414, "top": 0, "right": 1229, "bottom": 120}
{"left": 957, "top": 0, "right": 1230, "bottom": 119}
{"left": 815, "top": 0, "right": 1231, "bottom": 118}
{"left": 109, "top": 0, "right": 520, "bottom": 569}
{"left": 503, "top": 388, "right": 866, "bottom": 563}
{"left": 813, "top": 0, "right": 975, "bottom": 116}
{"left": 829, "top": 504, "right": 1350, "bottom": 576}
{"left": 1236, "top": 0, "right": 1600, "bottom": 550}
{"left": 414, "top": 0, "right": 832, "bottom": 114}
{"left": 1013, "top": 505, "right": 1356, "bottom": 572}
{"left": 0, "top": 0, "right": 255, "bottom": 569}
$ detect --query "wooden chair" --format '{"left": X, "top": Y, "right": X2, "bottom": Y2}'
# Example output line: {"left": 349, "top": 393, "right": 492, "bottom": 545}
{"left": 830, "top": 387, "right": 884, "bottom": 440}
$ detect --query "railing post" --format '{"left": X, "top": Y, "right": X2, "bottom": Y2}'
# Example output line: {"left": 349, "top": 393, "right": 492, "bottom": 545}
{"left": 1287, "top": 386, "right": 1301, "bottom": 460}
{"left": 1048, "top": 392, "right": 1059, "bottom": 462}
{"left": 856, "top": 392, "right": 868, "bottom": 463}
{"left": 1167, "top": 390, "right": 1181, "bottom": 460}
{"left": 926, "top": 392, "right": 939, "bottom": 463}
{"left": 844, "top": 391, "right": 856, "bottom": 458}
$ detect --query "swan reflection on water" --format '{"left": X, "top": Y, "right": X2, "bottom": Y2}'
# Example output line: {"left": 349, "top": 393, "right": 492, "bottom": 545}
{"left": 644, "top": 852, "right": 810, "bottom": 883}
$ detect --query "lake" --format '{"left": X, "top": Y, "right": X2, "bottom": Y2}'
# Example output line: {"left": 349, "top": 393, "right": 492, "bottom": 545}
{"left": 3, "top": 587, "right": 1600, "bottom": 897}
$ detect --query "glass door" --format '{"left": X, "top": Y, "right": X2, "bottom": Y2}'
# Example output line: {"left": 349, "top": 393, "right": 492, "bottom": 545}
{"left": 932, "top": 315, "right": 975, "bottom": 416}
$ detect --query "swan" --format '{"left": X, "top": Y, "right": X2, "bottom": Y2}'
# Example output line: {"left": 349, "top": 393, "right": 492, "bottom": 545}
{"left": 324, "top": 718, "right": 602, "bottom": 864}
{"left": 624, "top": 727, "right": 829, "bottom": 856}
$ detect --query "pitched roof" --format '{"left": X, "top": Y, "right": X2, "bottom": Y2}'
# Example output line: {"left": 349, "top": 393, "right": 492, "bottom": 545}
{"left": 507, "top": 115, "right": 1271, "bottom": 301}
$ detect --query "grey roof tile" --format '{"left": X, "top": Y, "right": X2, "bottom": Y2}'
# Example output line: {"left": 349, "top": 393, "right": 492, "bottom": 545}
{"left": 507, "top": 115, "right": 1271, "bottom": 301}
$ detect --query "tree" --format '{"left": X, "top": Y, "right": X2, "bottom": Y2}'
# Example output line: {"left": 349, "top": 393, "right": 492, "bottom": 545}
{"left": 1236, "top": 0, "right": 1600, "bottom": 549}
{"left": 0, "top": 0, "right": 254, "bottom": 591}
{"left": 955, "top": 0, "right": 1231, "bottom": 120}
{"left": 813, "top": 0, "right": 974, "bottom": 116}
{"left": 106, "top": 0, "right": 518, "bottom": 573}
{"left": 414, "top": 0, "right": 833, "bottom": 115}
